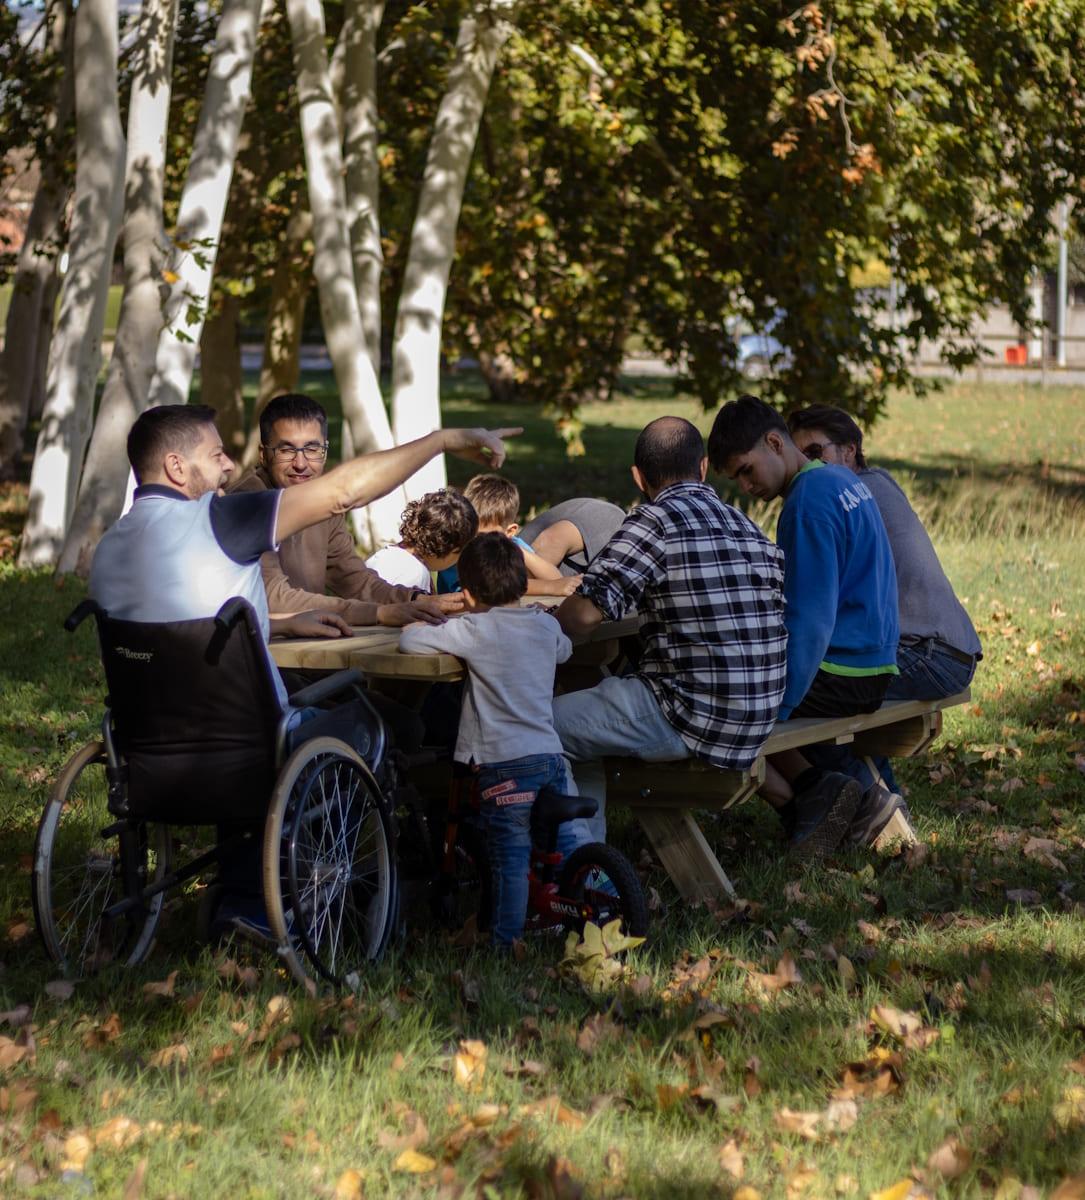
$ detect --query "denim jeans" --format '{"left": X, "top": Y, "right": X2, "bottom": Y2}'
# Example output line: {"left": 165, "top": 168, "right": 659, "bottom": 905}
{"left": 475, "top": 753, "right": 580, "bottom": 945}
{"left": 884, "top": 638, "right": 977, "bottom": 701}
{"left": 552, "top": 675, "right": 690, "bottom": 843}
{"left": 806, "top": 640, "right": 977, "bottom": 794}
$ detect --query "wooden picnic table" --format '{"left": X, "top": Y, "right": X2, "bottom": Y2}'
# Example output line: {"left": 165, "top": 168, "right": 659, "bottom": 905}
{"left": 269, "top": 597, "right": 640, "bottom": 681}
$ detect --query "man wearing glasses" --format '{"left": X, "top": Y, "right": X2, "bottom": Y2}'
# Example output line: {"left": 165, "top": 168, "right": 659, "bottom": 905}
{"left": 231, "top": 394, "right": 456, "bottom": 628}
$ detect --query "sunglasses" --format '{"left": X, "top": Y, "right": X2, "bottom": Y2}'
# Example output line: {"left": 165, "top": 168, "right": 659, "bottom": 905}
{"left": 802, "top": 440, "right": 838, "bottom": 461}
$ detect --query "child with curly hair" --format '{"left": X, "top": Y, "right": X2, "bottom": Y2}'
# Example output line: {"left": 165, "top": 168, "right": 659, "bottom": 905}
{"left": 366, "top": 489, "right": 478, "bottom": 593}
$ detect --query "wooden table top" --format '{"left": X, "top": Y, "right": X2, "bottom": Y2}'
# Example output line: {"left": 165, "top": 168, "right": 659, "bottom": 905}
{"left": 269, "top": 598, "right": 641, "bottom": 681}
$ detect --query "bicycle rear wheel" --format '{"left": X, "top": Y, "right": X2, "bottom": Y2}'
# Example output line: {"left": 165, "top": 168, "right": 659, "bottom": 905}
{"left": 556, "top": 842, "right": 648, "bottom": 939}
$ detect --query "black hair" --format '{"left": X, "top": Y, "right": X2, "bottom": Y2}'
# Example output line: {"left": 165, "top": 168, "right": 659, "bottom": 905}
{"left": 398, "top": 489, "right": 478, "bottom": 559}
{"left": 787, "top": 404, "right": 867, "bottom": 467}
{"left": 456, "top": 532, "right": 528, "bottom": 606}
{"left": 707, "top": 394, "right": 789, "bottom": 470}
{"left": 126, "top": 404, "right": 218, "bottom": 482}
{"left": 633, "top": 416, "right": 706, "bottom": 490}
{"left": 259, "top": 393, "right": 328, "bottom": 445}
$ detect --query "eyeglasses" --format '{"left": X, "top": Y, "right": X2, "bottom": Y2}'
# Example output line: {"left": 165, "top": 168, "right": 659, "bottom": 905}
{"left": 802, "top": 440, "right": 837, "bottom": 461}
{"left": 268, "top": 441, "right": 328, "bottom": 463}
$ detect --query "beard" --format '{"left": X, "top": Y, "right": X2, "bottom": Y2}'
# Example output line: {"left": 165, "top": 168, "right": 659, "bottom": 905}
{"left": 186, "top": 463, "right": 229, "bottom": 498}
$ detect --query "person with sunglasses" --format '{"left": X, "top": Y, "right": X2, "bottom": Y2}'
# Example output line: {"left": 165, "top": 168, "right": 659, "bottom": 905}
{"left": 786, "top": 404, "right": 981, "bottom": 801}
{"left": 230, "top": 393, "right": 460, "bottom": 630}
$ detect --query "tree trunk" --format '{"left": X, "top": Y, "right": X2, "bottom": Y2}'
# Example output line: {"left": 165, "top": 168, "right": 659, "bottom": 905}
{"left": 199, "top": 291, "right": 245, "bottom": 454}
{"left": 286, "top": 0, "right": 401, "bottom": 551}
{"left": 341, "top": 0, "right": 384, "bottom": 379}
{"left": 56, "top": 0, "right": 178, "bottom": 577}
{"left": 241, "top": 207, "right": 313, "bottom": 468}
{"left": 28, "top": 269, "right": 63, "bottom": 425}
{"left": 146, "top": 0, "right": 267, "bottom": 409}
{"left": 0, "top": 0, "right": 74, "bottom": 480}
{"left": 19, "top": 0, "right": 126, "bottom": 567}
{"left": 390, "top": 0, "right": 515, "bottom": 500}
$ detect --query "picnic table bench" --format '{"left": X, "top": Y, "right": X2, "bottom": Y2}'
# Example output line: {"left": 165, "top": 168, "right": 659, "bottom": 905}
{"left": 606, "top": 689, "right": 971, "bottom": 903}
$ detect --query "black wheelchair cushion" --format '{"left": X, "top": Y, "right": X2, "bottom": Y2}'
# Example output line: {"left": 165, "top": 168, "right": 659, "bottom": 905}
{"left": 96, "top": 606, "right": 281, "bottom": 823}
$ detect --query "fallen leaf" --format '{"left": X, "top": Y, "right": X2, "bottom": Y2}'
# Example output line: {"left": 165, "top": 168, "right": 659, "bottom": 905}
{"left": 216, "top": 957, "right": 260, "bottom": 990}
{"left": 576, "top": 1012, "right": 619, "bottom": 1056}
{"left": 870, "top": 1005, "right": 939, "bottom": 1049}
{"left": 787, "top": 1165, "right": 820, "bottom": 1198}
{"left": 518, "top": 1094, "right": 585, "bottom": 1129}
{"left": 377, "top": 1109, "right": 429, "bottom": 1153}
{"left": 1052, "top": 1174, "right": 1085, "bottom": 1200}
{"left": 333, "top": 1168, "right": 365, "bottom": 1199}
{"left": 0, "top": 1006, "right": 31, "bottom": 1028}
{"left": 142, "top": 971, "right": 178, "bottom": 999}
{"left": 394, "top": 1148, "right": 437, "bottom": 1174}
{"left": 869, "top": 1182, "right": 929, "bottom": 1200}
{"left": 734, "top": 1188, "right": 762, "bottom": 1200}
{"left": 268, "top": 1031, "right": 301, "bottom": 1066}
{"left": 744, "top": 1056, "right": 763, "bottom": 1099}
{"left": 927, "top": 1135, "right": 972, "bottom": 1179}
{"left": 824, "top": 1097, "right": 859, "bottom": 1133}
{"left": 559, "top": 919, "right": 645, "bottom": 992}
{"left": 146, "top": 1043, "right": 189, "bottom": 1069}
{"left": 390, "top": 1052, "right": 406, "bottom": 1072}
{"left": 83, "top": 1012, "right": 122, "bottom": 1049}
{"left": 837, "top": 955, "right": 857, "bottom": 991}
{"left": 453, "top": 1039, "right": 487, "bottom": 1091}
{"left": 835, "top": 1174, "right": 859, "bottom": 1195}
{"left": 61, "top": 1132, "right": 93, "bottom": 1173}
{"left": 775, "top": 1107, "right": 821, "bottom": 1141}
{"left": 752, "top": 951, "right": 803, "bottom": 995}
{"left": 505, "top": 1058, "right": 547, "bottom": 1079}
{"left": 45, "top": 980, "right": 75, "bottom": 1001}
{"left": 94, "top": 1115, "right": 143, "bottom": 1150}
{"left": 1054, "top": 1085, "right": 1085, "bottom": 1128}
{"left": 834, "top": 1049, "right": 903, "bottom": 1098}
{"left": 719, "top": 1138, "right": 744, "bottom": 1180}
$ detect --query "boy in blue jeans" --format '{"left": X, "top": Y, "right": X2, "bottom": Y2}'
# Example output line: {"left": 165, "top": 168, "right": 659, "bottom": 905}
{"left": 400, "top": 532, "right": 579, "bottom": 945}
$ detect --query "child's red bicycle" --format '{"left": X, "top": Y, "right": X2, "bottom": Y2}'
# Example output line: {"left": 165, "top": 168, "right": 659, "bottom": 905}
{"left": 432, "top": 780, "right": 649, "bottom": 940}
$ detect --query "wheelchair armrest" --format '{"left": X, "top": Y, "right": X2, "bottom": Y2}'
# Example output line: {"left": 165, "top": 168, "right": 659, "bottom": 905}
{"left": 287, "top": 668, "right": 367, "bottom": 709}
{"left": 65, "top": 598, "right": 102, "bottom": 632}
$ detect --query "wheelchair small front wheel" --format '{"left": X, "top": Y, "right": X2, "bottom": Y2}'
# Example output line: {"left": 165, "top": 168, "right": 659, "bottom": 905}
{"left": 556, "top": 842, "right": 649, "bottom": 940}
{"left": 32, "top": 741, "right": 171, "bottom": 977}
{"left": 264, "top": 737, "right": 398, "bottom": 988}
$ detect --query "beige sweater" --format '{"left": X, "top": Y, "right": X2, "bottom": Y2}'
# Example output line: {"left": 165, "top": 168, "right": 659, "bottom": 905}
{"left": 229, "top": 466, "right": 413, "bottom": 624}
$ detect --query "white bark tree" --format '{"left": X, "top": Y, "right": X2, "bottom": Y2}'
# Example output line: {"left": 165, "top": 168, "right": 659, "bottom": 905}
{"left": 145, "top": 0, "right": 268, "bottom": 409}
{"left": 19, "top": 0, "right": 126, "bottom": 566}
{"left": 390, "top": 0, "right": 516, "bottom": 500}
{"left": 56, "top": 0, "right": 178, "bottom": 576}
{"left": 0, "top": 0, "right": 74, "bottom": 481}
{"left": 286, "top": 0, "right": 402, "bottom": 549}
{"left": 341, "top": 0, "right": 385, "bottom": 379}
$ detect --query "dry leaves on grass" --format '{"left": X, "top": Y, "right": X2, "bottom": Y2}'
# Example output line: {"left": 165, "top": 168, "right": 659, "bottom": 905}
{"left": 926, "top": 1135, "right": 972, "bottom": 1180}
{"left": 0, "top": 1029, "right": 35, "bottom": 1070}
{"left": 453, "top": 1039, "right": 487, "bottom": 1091}
{"left": 44, "top": 980, "right": 74, "bottom": 1001}
{"left": 870, "top": 1005, "right": 939, "bottom": 1050}
{"left": 870, "top": 1182, "right": 934, "bottom": 1200}
{"left": 576, "top": 1012, "right": 620, "bottom": 1057}
{"left": 82, "top": 1012, "right": 122, "bottom": 1049}
{"left": 559, "top": 920, "right": 645, "bottom": 993}
{"left": 142, "top": 971, "right": 178, "bottom": 1000}
{"left": 1053, "top": 1085, "right": 1085, "bottom": 1129}
{"left": 1052, "top": 1174, "right": 1085, "bottom": 1200}
{"left": 146, "top": 1043, "right": 189, "bottom": 1069}
{"left": 377, "top": 1107, "right": 429, "bottom": 1154}
{"left": 216, "top": 957, "right": 260, "bottom": 990}
{"left": 0, "top": 1006, "right": 31, "bottom": 1029}
{"left": 749, "top": 952, "right": 802, "bottom": 997}
{"left": 394, "top": 1147, "right": 437, "bottom": 1174}
{"left": 517, "top": 1094, "right": 586, "bottom": 1130}
{"left": 719, "top": 1138, "right": 744, "bottom": 1180}
{"left": 833, "top": 1049, "right": 904, "bottom": 1099}
{"left": 774, "top": 1098, "right": 858, "bottom": 1142}
{"left": 333, "top": 1168, "right": 365, "bottom": 1199}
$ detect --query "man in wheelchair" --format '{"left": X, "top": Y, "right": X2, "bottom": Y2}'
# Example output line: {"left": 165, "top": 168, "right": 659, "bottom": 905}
{"left": 34, "top": 405, "right": 518, "bottom": 987}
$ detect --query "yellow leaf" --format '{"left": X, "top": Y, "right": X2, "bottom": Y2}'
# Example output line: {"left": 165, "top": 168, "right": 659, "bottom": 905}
{"left": 868, "top": 1182, "right": 916, "bottom": 1200}
{"left": 334, "top": 1168, "right": 365, "bottom": 1199}
{"left": 775, "top": 1107, "right": 821, "bottom": 1141}
{"left": 94, "top": 1115, "right": 142, "bottom": 1150}
{"left": 61, "top": 1132, "right": 93, "bottom": 1173}
{"left": 453, "top": 1039, "right": 487, "bottom": 1091}
{"left": 161, "top": 269, "right": 180, "bottom": 285}
{"left": 394, "top": 1148, "right": 437, "bottom": 1173}
{"left": 734, "top": 1188, "right": 762, "bottom": 1200}
{"left": 719, "top": 1138, "right": 744, "bottom": 1180}
{"left": 146, "top": 1043, "right": 189, "bottom": 1069}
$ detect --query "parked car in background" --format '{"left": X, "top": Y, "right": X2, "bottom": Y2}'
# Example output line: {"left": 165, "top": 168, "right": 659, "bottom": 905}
{"left": 735, "top": 310, "right": 792, "bottom": 378}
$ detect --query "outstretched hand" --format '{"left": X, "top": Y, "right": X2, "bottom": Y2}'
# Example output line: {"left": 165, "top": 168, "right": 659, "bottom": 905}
{"left": 443, "top": 427, "right": 523, "bottom": 469}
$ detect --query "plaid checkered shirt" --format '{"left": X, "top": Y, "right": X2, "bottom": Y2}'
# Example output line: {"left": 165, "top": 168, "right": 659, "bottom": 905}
{"left": 579, "top": 481, "right": 787, "bottom": 769}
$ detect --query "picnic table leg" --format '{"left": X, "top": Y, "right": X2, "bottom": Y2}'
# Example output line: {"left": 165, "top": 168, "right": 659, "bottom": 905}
{"left": 634, "top": 806, "right": 738, "bottom": 904}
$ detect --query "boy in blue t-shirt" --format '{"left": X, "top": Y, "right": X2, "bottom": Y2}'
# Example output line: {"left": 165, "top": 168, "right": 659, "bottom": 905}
{"left": 708, "top": 395, "right": 904, "bottom": 860}
{"left": 437, "top": 474, "right": 579, "bottom": 598}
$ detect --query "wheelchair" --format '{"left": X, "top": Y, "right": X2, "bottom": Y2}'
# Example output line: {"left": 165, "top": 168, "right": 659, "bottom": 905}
{"left": 32, "top": 597, "right": 400, "bottom": 989}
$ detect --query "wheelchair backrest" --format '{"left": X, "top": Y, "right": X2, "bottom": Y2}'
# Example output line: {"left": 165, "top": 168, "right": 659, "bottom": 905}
{"left": 87, "top": 599, "right": 282, "bottom": 823}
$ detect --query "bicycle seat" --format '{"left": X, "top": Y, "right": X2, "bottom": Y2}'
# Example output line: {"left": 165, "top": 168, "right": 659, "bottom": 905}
{"left": 532, "top": 788, "right": 598, "bottom": 829}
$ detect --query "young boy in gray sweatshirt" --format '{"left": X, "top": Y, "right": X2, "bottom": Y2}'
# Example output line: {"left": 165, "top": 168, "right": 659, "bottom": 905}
{"left": 400, "top": 532, "right": 577, "bottom": 944}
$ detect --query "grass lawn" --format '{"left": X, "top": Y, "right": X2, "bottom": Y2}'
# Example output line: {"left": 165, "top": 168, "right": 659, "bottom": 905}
{"left": 1, "top": 379, "right": 1084, "bottom": 1197}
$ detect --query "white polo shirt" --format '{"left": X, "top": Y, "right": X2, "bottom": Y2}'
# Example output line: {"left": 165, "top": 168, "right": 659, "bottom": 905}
{"left": 88, "top": 484, "right": 288, "bottom": 708}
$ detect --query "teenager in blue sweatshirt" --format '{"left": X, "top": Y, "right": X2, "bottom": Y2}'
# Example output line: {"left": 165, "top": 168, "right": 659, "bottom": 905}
{"left": 708, "top": 395, "right": 901, "bottom": 860}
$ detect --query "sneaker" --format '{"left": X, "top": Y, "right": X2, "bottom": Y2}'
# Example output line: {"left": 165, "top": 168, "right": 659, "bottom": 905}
{"left": 848, "top": 786, "right": 919, "bottom": 851}
{"left": 788, "top": 772, "right": 863, "bottom": 862}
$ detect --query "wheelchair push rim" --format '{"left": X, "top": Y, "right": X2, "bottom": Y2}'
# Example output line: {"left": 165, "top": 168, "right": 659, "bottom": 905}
{"left": 32, "top": 740, "right": 171, "bottom": 977}
{"left": 264, "top": 737, "right": 397, "bottom": 989}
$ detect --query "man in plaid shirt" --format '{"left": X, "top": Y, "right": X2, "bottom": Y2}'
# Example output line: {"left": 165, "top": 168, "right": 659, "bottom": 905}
{"left": 553, "top": 416, "right": 787, "bottom": 845}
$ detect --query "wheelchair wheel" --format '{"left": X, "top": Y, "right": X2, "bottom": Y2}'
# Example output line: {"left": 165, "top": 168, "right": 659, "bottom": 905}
{"left": 32, "top": 741, "right": 171, "bottom": 977}
{"left": 557, "top": 842, "right": 649, "bottom": 939}
{"left": 264, "top": 737, "right": 397, "bottom": 988}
